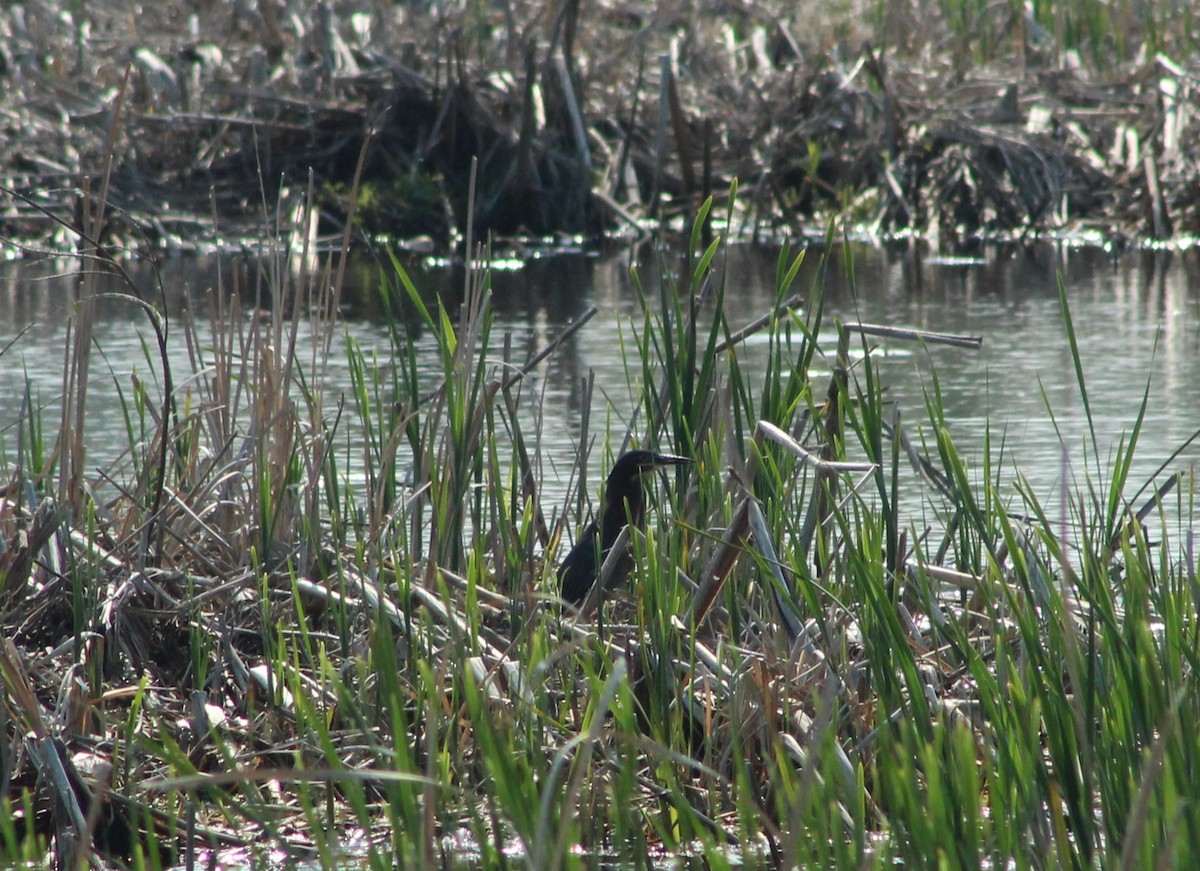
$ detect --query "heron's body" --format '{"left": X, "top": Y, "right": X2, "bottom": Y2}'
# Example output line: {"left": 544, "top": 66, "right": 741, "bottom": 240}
{"left": 558, "top": 450, "right": 689, "bottom": 606}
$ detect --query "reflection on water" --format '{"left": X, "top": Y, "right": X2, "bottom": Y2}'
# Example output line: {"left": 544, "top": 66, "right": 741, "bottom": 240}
{"left": 1, "top": 242, "right": 1197, "bottom": 538}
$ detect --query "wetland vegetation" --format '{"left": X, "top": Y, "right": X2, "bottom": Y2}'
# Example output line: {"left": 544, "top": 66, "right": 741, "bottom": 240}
{"left": 1, "top": 1, "right": 1199, "bottom": 868}
{"left": 1, "top": 194, "right": 1197, "bottom": 867}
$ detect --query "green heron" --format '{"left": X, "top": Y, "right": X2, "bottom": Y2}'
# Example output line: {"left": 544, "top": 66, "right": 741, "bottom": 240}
{"left": 558, "top": 450, "right": 690, "bottom": 607}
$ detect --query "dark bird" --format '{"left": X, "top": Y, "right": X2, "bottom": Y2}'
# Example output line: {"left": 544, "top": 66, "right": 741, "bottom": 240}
{"left": 558, "top": 450, "right": 690, "bottom": 607}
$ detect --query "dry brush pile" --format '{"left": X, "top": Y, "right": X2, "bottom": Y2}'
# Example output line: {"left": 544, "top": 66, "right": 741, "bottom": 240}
{"left": 2, "top": 1, "right": 1199, "bottom": 253}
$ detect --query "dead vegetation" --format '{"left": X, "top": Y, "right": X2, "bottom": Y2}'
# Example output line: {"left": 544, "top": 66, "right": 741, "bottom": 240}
{"left": 1, "top": 1, "right": 1199, "bottom": 253}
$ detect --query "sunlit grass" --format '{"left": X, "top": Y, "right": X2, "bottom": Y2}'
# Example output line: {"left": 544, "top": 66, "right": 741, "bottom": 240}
{"left": 874, "top": 0, "right": 1199, "bottom": 68}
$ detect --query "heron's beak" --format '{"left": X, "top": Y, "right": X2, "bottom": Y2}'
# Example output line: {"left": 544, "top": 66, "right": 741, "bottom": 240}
{"left": 641, "top": 453, "right": 691, "bottom": 474}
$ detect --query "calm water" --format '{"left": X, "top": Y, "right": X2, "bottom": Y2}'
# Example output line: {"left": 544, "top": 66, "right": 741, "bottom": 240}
{"left": 2, "top": 242, "right": 1198, "bottom": 541}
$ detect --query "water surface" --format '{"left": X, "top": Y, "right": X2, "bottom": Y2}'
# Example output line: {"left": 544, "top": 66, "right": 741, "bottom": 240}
{"left": 2, "top": 242, "right": 1197, "bottom": 543}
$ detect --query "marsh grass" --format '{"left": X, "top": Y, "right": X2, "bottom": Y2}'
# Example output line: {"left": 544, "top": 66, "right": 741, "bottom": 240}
{"left": 875, "top": 0, "right": 1198, "bottom": 69}
{"left": 1, "top": 188, "right": 1198, "bottom": 869}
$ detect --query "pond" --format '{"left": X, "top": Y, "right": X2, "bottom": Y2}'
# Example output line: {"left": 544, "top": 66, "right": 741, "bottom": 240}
{"left": 1, "top": 241, "right": 1198, "bottom": 542}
